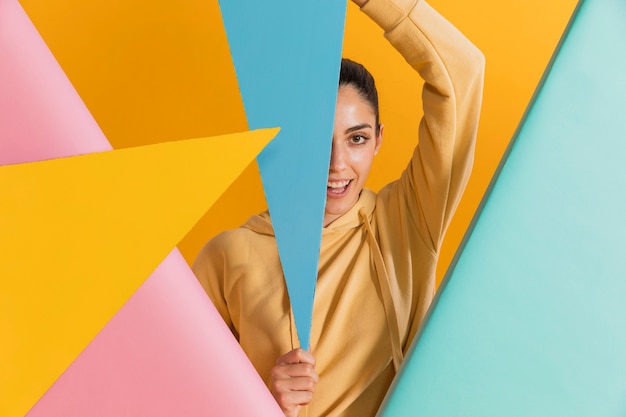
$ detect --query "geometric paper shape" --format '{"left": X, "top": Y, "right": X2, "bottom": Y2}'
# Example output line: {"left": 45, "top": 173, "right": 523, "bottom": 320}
{"left": 17, "top": 0, "right": 249, "bottom": 150}
{"left": 26, "top": 250, "right": 284, "bottom": 417}
{"left": 0, "top": 0, "right": 110, "bottom": 164}
{"left": 378, "top": 0, "right": 626, "bottom": 415}
{"left": 0, "top": 128, "right": 277, "bottom": 417}
{"left": 15, "top": 0, "right": 255, "bottom": 266}
{"left": 2, "top": 1, "right": 278, "bottom": 415}
{"left": 218, "top": 0, "right": 347, "bottom": 349}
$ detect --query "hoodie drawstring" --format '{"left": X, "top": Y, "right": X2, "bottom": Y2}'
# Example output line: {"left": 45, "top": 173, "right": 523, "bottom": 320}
{"left": 359, "top": 209, "right": 403, "bottom": 371}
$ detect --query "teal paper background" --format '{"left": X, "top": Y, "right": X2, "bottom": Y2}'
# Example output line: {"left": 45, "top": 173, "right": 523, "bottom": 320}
{"left": 379, "top": 0, "right": 626, "bottom": 415}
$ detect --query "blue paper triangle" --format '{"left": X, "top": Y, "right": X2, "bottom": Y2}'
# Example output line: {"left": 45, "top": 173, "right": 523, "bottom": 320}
{"left": 218, "top": 0, "right": 347, "bottom": 350}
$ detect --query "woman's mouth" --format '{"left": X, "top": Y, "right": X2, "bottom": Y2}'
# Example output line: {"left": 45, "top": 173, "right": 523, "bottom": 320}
{"left": 327, "top": 179, "right": 352, "bottom": 197}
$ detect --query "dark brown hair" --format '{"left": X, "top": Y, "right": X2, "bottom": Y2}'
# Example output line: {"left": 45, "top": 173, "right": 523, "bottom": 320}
{"left": 339, "top": 58, "right": 380, "bottom": 135}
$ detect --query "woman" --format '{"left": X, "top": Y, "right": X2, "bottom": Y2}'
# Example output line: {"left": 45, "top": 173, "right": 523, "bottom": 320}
{"left": 192, "top": 0, "right": 485, "bottom": 415}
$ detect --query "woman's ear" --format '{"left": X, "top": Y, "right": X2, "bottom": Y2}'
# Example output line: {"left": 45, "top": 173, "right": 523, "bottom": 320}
{"left": 374, "top": 124, "right": 384, "bottom": 155}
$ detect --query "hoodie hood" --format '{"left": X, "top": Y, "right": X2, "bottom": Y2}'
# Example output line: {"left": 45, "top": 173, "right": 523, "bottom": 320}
{"left": 241, "top": 210, "right": 275, "bottom": 236}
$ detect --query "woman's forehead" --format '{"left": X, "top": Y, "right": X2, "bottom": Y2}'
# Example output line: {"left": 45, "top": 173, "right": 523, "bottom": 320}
{"left": 337, "top": 85, "right": 376, "bottom": 115}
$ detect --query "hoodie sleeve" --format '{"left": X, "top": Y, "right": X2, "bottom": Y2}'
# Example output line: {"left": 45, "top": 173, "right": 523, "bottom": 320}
{"left": 364, "top": 0, "right": 485, "bottom": 252}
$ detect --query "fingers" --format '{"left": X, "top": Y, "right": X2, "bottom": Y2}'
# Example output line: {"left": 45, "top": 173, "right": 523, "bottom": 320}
{"left": 273, "top": 348, "right": 319, "bottom": 393}
{"left": 276, "top": 348, "right": 316, "bottom": 367}
{"left": 271, "top": 349, "right": 319, "bottom": 416}
{"left": 272, "top": 362, "right": 318, "bottom": 391}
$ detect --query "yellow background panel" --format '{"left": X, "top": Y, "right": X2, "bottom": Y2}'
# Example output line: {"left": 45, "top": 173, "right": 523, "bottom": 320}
{"left": 19, "top": 0, "right": 247, "bottom": 146}
{"left": 21, "top": 0, "right": 578, "bottom": 282}
{"left": 0, "top": 129, "right": 276, "bottom": 417}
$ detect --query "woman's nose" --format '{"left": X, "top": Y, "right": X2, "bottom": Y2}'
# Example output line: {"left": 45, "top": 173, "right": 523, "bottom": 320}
{"left": 329, "top": 143, "right": 347, "bottom": 171}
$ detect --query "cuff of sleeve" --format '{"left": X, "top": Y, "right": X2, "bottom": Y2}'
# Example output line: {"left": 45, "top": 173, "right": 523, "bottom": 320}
{"left": 361, "top": 0, "right": 420, "bottom": 32}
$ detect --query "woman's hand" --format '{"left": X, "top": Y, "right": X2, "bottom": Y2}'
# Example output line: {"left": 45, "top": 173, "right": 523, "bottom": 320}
{"left": 271, "top": 348, "right": 319, "bottom": 417}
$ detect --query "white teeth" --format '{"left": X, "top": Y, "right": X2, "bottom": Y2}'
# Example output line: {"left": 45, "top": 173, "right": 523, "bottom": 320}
{"left": 327, "top": 179, "right": 351, "bottom": 189}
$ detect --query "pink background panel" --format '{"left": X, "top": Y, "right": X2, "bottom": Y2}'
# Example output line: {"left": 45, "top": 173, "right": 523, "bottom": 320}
{"left": 27, "top": 252, "right": 283, "bottom": 417}
{"left": 0, "top": 0, "right": 110, "bottom": 164}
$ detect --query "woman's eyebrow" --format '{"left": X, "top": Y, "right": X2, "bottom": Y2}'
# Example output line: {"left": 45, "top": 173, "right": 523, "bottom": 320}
{"left": 344, "top": 123, "right": 372, "bottom": 134}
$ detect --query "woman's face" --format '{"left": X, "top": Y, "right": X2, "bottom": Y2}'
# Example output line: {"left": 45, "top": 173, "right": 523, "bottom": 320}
{"left": 324, "top": 85, "right": 383, "bottom": 226}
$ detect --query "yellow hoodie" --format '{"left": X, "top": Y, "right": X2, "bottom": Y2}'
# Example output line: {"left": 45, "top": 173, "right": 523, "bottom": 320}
{"left": 192, "top": 0, "right": 485, "bottom": 415}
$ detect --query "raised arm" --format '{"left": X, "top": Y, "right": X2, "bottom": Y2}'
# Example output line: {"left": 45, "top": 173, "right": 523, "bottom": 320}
{"left": 366, "top": 0, "right": 485, "bottom": 251}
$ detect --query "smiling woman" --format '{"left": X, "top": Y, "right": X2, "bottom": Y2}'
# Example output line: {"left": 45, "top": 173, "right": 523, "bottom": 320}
{"left": 192, "top": 0, "right": 485, "bottom": 416}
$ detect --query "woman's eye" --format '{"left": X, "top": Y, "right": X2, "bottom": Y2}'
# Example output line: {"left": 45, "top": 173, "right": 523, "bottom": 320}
{"left": 350, "top": 134, "right": 369, "bottom": 145}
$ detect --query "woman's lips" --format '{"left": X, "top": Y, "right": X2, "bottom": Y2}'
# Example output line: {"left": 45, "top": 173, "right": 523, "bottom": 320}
{"left": 327, "top": 179, "right": 352, "bottom": 197}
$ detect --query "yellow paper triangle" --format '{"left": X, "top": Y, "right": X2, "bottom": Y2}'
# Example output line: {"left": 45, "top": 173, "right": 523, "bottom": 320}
{"left": 0, "top": 127, "right": 278, "bottom": 417}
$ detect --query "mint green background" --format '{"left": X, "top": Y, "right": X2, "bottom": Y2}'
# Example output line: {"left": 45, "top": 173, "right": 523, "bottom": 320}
{"left": 379, "top": 0, "right": 626, "bottom": 415}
